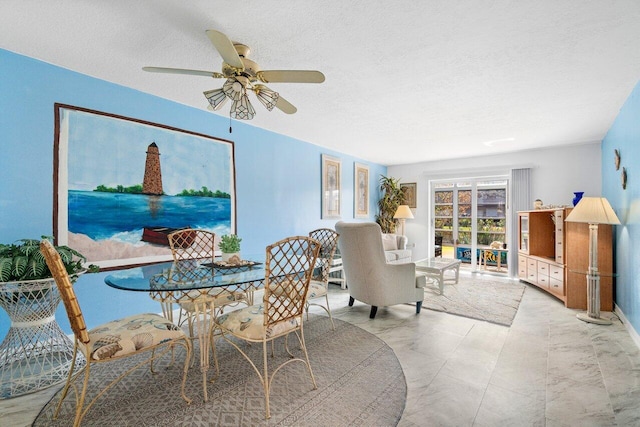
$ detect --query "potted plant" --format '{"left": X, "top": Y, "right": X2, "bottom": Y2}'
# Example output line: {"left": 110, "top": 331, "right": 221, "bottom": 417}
{"left": 218, "top": 234, "right": 242, "bottom": 262}
{"left": 375, "top": 175, "right": 407, "bottom": 233}
{"left": 0, "top": 237, "right": 96, "bottom": 283}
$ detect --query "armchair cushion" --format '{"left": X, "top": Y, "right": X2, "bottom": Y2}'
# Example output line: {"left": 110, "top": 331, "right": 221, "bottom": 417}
{"left": 381, "top": 234, "right": 398, "bottom": 251}
{"left": 382, "top": 233, "right": 411, "bottom": 264}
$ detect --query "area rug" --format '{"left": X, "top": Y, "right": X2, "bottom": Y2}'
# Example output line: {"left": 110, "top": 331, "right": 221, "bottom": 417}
{"left": 33, "top": 316, "right": 406, "bottom": 427}
{"left": 422, "top": 274, "right": 526, "bottom": 326}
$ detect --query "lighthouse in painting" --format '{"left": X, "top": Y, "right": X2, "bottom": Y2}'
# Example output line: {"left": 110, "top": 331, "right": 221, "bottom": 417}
{"left": 142, "top": 142, "right": 163, "bottom": 195}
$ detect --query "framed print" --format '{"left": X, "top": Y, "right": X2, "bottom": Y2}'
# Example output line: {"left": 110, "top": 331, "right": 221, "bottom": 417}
{"left": 354, "top": 163, "right": 369, "bottom": 218}
{"left": 54, "top": 104, "right": 236, "bottom": 269}
{"left": 321, "top": 154, "right": 341, "bottom": 219}
{"left": 401, "top": 182, "right": 417, "bottom": 208}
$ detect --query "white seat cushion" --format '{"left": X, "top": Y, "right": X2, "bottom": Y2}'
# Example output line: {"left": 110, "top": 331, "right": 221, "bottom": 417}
{"left": 88, "top": 313, "right": 185, "bottom": 361}
{"left": 217, "top": 304, "right": 301, "bottom": 341}
{"left": 307, "top": 280, "right": 327, "bottom": 298}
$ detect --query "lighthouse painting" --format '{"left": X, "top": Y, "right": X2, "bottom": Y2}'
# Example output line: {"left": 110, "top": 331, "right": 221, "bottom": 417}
{"left": 54, "top": 105, "right": 236, "bottom": 268}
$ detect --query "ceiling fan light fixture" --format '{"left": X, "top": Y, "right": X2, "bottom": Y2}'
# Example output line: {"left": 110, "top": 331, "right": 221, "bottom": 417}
{"left": 230, "top": 94, "right": 256, "bottom": 120}
{"left": 203, "top": 88, "right": 228, "bottom": 110}
{"left": 222, "top": 77, "right": 245, "bottom": 101}
{"left": 253, "top": 84, "right": 279, "bottom": 111}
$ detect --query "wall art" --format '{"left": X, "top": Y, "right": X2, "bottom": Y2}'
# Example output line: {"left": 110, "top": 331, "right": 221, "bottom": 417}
{"left": 400, "top": 182, "right": 417, "bottom": 208}
{"left": 321, "top": 154, "right": 341, "bottom": 219}
{"left": 54, "top": 104, "right": 236, "bottom": 269}
{"left": 354, "top": 163, "right": 369, "bottom": 218}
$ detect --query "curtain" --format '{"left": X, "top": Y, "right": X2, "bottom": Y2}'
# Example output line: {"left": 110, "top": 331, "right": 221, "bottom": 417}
{"left": 509, "top": 168, "right": 531, "bottom": 277}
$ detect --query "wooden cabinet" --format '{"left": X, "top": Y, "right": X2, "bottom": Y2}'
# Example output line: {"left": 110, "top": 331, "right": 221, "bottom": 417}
{"left": 517, "top": 208, "right": 613, "bottom": 310}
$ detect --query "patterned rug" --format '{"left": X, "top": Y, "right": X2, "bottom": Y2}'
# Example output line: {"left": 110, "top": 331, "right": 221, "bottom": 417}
{"left": 422, "top": 274, "right": 526, "bottom": 326}
{"left": 33, "top": 316, "right": 406, "bottom": 426}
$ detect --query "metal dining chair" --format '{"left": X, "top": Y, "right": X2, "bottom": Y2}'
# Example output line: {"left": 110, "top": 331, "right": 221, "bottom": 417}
{"left": 306, "top": 228, "right": 339, "bottom": 330}
{"left": 40, "top": 239, "right": 191, "bottom": 427}
{"left": 216, "top": 235, "right": 321, "bottom": 419}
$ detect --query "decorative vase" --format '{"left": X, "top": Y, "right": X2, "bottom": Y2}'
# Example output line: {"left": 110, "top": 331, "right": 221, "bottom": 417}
{"left": 572, "top": 192, "right": 584, "bottom": 206}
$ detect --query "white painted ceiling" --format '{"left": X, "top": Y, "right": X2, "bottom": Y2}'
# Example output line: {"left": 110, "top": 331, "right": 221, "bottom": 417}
{"left": 2, "top": 1, "right": 640, "bottom": 165}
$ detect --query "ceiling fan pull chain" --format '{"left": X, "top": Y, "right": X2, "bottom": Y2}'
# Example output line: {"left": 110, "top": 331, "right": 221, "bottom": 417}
{"left": 229, "top": 113, "right": 232, "bottom": 134}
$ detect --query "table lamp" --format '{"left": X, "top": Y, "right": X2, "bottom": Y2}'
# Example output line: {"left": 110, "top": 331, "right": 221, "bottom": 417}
{"left": 393, "top": 205, "right": 414, "bottom": 236}
{"left": 564, "top": 197, "right": 620, "bottom": 325}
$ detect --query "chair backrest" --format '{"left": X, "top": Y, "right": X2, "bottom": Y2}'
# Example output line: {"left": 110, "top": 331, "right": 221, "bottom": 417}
{"left": 168, "top": 229, "right": 215, "bottom": 261}
{"left": 308, "top": 228, "right": 339, "bottom": 283}
{"left": 40, "top": 240, "right": 90, "bottom": 344}
{"left": 263, "top": 236, "right": 321, "bottom": 326}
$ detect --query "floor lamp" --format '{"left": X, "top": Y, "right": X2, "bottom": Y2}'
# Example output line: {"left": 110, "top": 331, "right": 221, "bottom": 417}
{"left": 393, "top": 205, "right": 414, "bottom": 236}
{"left": 565, "top": 197, "right": 620, "bottom": 325}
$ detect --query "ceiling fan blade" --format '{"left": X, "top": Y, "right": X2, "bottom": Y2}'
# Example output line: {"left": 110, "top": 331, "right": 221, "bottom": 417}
{"left": 258, "top": 70, "right": 325, "bottom": 84}
{"left": 275, "top": 96, "right": 297, "bottom": 114}
{"left": 143, "top": 66, "right": 224, "bottom": 78}
{"left": 205, "top": 30, "right": 244, "bottom": 70}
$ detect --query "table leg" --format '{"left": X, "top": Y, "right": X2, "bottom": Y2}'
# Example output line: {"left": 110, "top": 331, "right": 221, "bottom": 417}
{"left": 191, "top": 297, "right": 218, "bottom": 402}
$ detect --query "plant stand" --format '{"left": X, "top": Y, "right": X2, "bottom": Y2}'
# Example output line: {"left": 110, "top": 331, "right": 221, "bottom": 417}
{"left": 0, "top": 278, "right": 85, "bottom": 399}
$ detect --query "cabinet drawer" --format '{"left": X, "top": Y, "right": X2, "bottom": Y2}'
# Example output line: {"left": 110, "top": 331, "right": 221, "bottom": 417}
{"left": 555, "top": 239, "right": 564, "bottom": 263}
{"left": 537, "top": 261, "right": 550, "bottom": 287}
{"left": 526, "top": 258, "right": 537, "bottom": 282}
{"left": 549, "top": 265, "right": 564, "bottom": 281}
{"left": 549, "top": 278, "right": 564, "bottom": 295}
{"left": 518, "top": 257, "right": 527, "bottom": 278}
{"left": 537, "top": 262, "right": 550, "bottom": 275}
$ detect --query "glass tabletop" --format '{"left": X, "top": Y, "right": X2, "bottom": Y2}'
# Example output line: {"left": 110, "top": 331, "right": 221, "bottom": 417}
{"left": 415, "top": 258, "right": 461, "bottom": 268}
{"left": 104, "top": 257, "right": 265, "bottom": 292}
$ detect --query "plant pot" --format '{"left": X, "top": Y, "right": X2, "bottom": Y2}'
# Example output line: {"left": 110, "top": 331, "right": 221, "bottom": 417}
{"left": 221, "top": 252, "right": 240, "bottom": 262}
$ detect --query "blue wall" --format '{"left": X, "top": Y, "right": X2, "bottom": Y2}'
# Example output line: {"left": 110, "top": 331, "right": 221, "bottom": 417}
{"left": 0, "top": 49, "right": 386, "bottom": 335}
{"left": 602, "top": 79, "right": 640, "bottom": 334}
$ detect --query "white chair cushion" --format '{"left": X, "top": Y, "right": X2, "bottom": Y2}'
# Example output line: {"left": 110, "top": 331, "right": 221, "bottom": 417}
{"left": 88, "top": 313, "right": 185, "bottom": 361}
{"left": 217, "top": 304, "right": 301, "bottom": 341}
{"left": 307, "top": 280, "right": 327, "bottom": 298}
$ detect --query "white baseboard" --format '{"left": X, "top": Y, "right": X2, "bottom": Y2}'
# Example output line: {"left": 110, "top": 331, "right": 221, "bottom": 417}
{"left": 615, "top": 304, "right": 640, "bottom": 350}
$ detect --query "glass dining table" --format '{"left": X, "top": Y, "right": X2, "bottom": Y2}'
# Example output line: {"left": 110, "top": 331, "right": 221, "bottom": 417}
{"left": 104, "top": 257, "right": 265, "bottom": 402}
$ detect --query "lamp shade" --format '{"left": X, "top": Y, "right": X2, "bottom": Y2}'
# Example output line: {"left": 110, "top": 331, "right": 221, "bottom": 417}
{"left": 393, "top": 205, "right": 414, "bottom": 220}
{"left": 565, "top": 197, "right": 620, "bottom": 225}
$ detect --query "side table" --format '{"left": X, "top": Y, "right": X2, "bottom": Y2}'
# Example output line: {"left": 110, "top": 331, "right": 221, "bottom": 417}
{"left": 0, "top": 278, "right": 85, "bottom": 399}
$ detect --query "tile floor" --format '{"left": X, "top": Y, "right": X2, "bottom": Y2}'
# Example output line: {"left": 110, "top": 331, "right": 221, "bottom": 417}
{"left": 2, "top": 272, "right": 640, "bottom": 426}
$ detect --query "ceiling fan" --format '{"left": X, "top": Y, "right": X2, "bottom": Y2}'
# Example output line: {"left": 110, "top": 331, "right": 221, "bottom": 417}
{"left": 143, "top": 29, "right": 325, "bottom": 120}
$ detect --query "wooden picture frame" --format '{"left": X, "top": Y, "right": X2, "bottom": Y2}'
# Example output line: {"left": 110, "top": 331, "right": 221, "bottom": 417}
{"left": 321, "top": 154, "right": 341, "bottom": 219}
{"left": 354, "top": 163, "right": 369, "bottom": 218}
{"left": 401, "top": 182, "right": 417, "bottom": 208}
{"left": 54, "top": 104, "right": 236, "bottom": 269}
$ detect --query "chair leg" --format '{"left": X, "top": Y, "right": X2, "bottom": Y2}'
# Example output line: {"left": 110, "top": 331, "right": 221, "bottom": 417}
{"left": 262, "top": 340, "right": 271, "bottom": 419}
{"left": 324, "top": 294, "right": 335, "bottom": 330}
{"left": 416, "top": 301, "right": 422, "bottom": 314}
{"left": 348, "top": 296, "right": 355, "bottom": 306}
{"left": 54, "top": 343, "right": 80, "bottom": 420}
{"left": 369, "top": 306, "right": 378, "bottom": 319}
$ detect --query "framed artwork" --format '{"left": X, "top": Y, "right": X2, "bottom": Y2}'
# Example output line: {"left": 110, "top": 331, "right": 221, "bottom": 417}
{"left": 401, "top": 182, "right": 417, "bottom": 208}
{"left": 54, "top": 104, "right": 236, "bottom": 269}
{"left": 354, "top": 163, "right": 369, "bottom": 218}
{"left": 321, "top": 154, "right": 341, "bottom": 219}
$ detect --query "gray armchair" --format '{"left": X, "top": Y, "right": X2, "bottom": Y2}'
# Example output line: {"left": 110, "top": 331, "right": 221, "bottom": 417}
{"left": 335, "top": 221, "right": 427, "bottom": 319}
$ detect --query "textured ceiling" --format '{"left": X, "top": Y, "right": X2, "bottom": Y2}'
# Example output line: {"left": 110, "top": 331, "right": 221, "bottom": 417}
{"left": 2, "top": 1, "right": 640, "bottom": 165}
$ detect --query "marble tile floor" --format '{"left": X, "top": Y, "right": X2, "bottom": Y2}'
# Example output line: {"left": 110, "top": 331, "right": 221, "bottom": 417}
{"left": 3, "top": 272, "right": 640, "bottom": 426}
